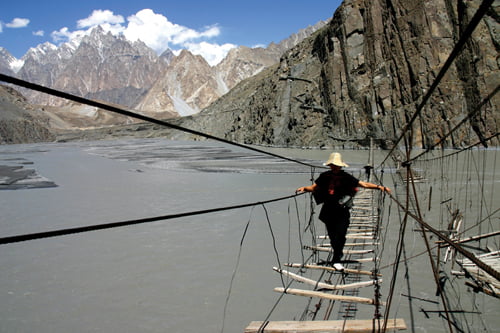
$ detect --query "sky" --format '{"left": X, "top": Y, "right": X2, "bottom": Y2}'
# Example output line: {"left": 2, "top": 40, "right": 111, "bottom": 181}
{"left": 0, "top": 0, "right": 342, "bottom": 66}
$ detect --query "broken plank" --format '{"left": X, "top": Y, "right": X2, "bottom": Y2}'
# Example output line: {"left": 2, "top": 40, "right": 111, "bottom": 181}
{"left": 273, "top": 267, "right": 382, "bottom": 290}
{"left": 274, "top": 287, "right": 382, "bottom": 305}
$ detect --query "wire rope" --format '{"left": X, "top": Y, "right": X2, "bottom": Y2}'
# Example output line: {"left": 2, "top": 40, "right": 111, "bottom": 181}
{"left": 0, "top": 73, "right": 322, "bottom": 170}
{"left": 0, "top": 193, "right": 302, "bottom": 245}
{"left": 221, "top": 206, "right": 255, "bottom": 333}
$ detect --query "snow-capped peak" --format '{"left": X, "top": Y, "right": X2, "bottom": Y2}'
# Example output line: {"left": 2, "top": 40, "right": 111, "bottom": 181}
{"left": 0, "top": 47, "right": 24, "bottom": 73}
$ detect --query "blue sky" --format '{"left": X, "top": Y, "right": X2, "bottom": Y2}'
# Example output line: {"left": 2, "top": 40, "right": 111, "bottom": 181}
{"left": 0, "top": 0, "right": 341, "bottom": 65}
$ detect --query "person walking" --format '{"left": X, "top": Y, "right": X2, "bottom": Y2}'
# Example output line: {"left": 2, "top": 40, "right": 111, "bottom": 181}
{"left": 296, "top": 152, "right": 391, "bottom": 270}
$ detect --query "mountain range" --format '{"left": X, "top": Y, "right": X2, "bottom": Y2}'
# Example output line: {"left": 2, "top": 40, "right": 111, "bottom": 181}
{"left": 0, "top": 20, "right": 327, "bottom": 124}
{"left": 0, "top": 0, "right": 498, "bottom": 148}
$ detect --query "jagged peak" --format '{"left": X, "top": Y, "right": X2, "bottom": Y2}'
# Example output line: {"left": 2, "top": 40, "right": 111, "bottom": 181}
{"left": 26, "top": 42, "right": 58, "bottom": 56}
{"left": 173, "top": 49, "right": 209, "bottom": 65}
{"left": 159, "top": 48, "right": 175, "bottom": 64}
{"left": 0, "top": 48, "right": 24, "bottom": 73}
{"left": 90, "top": 25, "right": 105, "bottom": 35}
{"left": 0, "top": 47, "right": 12, "bottom": 56}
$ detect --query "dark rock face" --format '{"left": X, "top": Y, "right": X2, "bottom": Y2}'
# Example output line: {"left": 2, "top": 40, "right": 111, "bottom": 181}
{"left": 0, "top": 85, "right": 55, "bottom": 144}
{"left": 180, "top": 0, "right": 499, "bottom": 149}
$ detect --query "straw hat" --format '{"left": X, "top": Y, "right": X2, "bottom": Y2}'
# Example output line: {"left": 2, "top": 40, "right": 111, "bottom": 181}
{"left": 323, "top": 152, "right": 349, "bottom": 167}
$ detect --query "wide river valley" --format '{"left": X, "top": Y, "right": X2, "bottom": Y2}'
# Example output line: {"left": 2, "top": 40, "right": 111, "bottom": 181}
{"left": 0, "top": 138, "right": 498, "bottom": 332}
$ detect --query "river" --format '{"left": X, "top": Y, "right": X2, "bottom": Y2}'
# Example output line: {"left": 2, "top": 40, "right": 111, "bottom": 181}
{"left": 0, "top": 138, "right": 498, "bottom": 332}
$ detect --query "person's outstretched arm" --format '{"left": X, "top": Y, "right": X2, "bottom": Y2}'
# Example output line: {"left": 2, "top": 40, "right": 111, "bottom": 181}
{"left": 358, "top": 181, "right": 391, "bottom": 193}
{"left": 296, "top": 183, "right": 318, "bottom": 193}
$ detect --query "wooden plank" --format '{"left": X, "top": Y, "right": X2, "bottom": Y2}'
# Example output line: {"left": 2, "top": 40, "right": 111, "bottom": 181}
{"left": 305, "top": 245, "right": 373, "bottom": 254}
{"left": 274, "top": 287, "right": 382, "bottom": 305}
{"left": 450, "top": 231, "right": 500, "bottom": 244}
{"left": 351, "top": 215, "right": 377, "bottom": 218}
{"left": 345, "top": 257, "right": 378, "bottom": 263}
{"left": 318, "top": 242, "right": 379, "bottom": 247}
{"left": 309, "top": 258, "right": 377, "bottom": 264}
{"left": 318, "top": 233, "right": 374, "bottom": 238}
{"left": 347, "top": 229, "right": 377, "bottom": 233}
{"left": 346, "top": 232, "right": 374, "bottom": 236}
{"left": 284, "top": 263, "right": 381, "bottom": 277}
{"left": 245, "top": 319, "right": 407, "bottom": 332}
{"left": 318, "top": 234, "right": 374, "bottom": 239}
{"left": 352, "top": 205, "right": 374, "bottom": 209}
{"left": 273, "top": 267, "right": 381, "bottom": 290}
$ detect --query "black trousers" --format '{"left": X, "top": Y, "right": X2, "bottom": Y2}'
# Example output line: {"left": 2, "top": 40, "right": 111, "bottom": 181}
{"left": 319, "top": 204, "right": 350, "bottom": 262}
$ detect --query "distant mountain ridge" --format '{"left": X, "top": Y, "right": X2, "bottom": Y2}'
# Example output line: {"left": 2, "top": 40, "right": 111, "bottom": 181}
{"left": 0, "top": 20, "right": 328, "bottom": 125}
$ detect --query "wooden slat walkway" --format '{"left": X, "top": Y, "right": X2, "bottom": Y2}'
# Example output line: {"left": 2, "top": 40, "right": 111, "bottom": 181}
{"left": 245, "top": 319, "right": 407, "bottom": 332}
{"left": 245, "top": 188, "right": 404, "bottom": 332}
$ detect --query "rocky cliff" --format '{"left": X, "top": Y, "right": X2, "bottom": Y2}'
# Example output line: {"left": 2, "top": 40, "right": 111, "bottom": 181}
{"left": 179, "top": 0, "right": 499, "bottom": 149}
{"left": 135, "top": 50, "right": 221, "bottom": 117}
{"left": 0, "top": 85, "right": 55, "bottom": 144}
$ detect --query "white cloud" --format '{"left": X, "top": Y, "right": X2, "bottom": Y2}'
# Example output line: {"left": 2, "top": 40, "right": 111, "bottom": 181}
{"left": 49, "top": 8, "right": 236, "bottom": 66}
{"left": 50, "top": 10, "right": 123, "bottom": 44}
{"left": 123, "top": 9, "right": 179, "bottom": 53}
{"left": 184, "top": 41, "right": 236, "bottom": 66}
{"left": 252, "top": 43, "right": 266, "bottom": 49}
{"left": 77, "top": 10, "right": 124, "bottom": 28}
{"left": 33, "top": 30, "right": 44, "bottom": 37}
{"left": 123, "top": 10, "right": 236, "bottom": 65}
{"left": 51, "top": 27, "right": 86, "bottom": 44}
{"left": 169, "top": 24, "right": 220, "bottom": 45}
{"left": 6, "top": 18, "right": 30, "bottom": 28}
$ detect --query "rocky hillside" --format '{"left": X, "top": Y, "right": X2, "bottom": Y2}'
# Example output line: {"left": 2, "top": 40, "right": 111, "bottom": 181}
{"left": 0, "top": 85, "right": 54, "bottom": 144}
{"left": 0, "top": 83, "right": 145, "bottom": 144}
{"left": 178, "top": 0, "right": 499, "bottom": 149}
{"left": 127, "top": 21, "right": 327, "bottom": 117}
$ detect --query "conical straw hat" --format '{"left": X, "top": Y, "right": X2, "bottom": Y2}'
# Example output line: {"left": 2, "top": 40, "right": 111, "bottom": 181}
{"left": 323, "top": 152, "right": 349, "bottom": 167}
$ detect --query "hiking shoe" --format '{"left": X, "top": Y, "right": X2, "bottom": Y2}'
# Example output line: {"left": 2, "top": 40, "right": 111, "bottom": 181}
{"left": 333, "top": 263, "right": 345, "bottom": 271}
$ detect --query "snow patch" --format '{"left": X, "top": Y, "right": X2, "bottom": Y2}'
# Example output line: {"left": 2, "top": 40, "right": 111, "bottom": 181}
{"left": 170, "top": 95, "right": 198, "bottom": 116}
{"left": 76, "top": 106, "right": 98, "bottom": 117}
{"left": 215, "top": 72, "right": 229, "bottom": 95}
{"left": 10, "top": 59, "right": 24, "bottom": 73}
